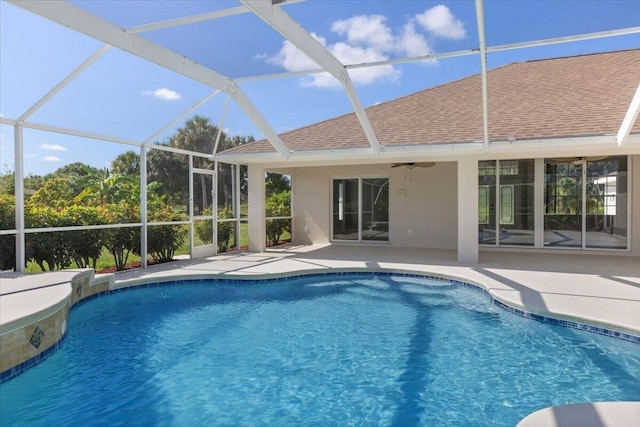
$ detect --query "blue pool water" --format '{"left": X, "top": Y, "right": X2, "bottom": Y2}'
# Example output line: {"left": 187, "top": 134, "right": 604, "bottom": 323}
{"left": 1, "top": 274, "right": 639, "bottom": 426}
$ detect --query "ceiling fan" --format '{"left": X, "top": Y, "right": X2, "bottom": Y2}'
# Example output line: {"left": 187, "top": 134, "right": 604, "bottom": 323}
{"left": 390, "top": 162, "right": 436, "bottom": 169}
{"left": 550, "top": 156, "right": 609, "bottom": 165}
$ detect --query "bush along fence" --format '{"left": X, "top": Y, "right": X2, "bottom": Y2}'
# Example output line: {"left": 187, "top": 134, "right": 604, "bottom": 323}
{"left": 0, "top": 194, "right": 188, "bottom": 272}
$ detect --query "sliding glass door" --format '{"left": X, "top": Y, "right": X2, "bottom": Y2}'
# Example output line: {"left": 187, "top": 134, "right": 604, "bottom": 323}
{"left": 361, "top": 178, "right": 389, "bottom": 241}
{"left": 544, "top": 156, "right": 628, "bottom": 249}
{"left": 478, "top": 160, "right": 534, "bottom": 246}
{"left": 544, "top": 160, "right": 583, "bottom": 248}
{"left": 332, "top": 179, "right": 359, "bottom": 240}
{"left": 585, "top": 157, "right": 628, "bottom": 249}
{"left": 332, "top": 177, "right": 389, "bottom": 242}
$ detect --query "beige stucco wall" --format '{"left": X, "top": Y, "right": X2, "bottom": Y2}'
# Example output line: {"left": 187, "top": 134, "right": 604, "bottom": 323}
{"left": 277, "top": 155, "right": 639, "bottom": 257}
{"left": 287, "top": 162, "right": 458, "bottom": 249}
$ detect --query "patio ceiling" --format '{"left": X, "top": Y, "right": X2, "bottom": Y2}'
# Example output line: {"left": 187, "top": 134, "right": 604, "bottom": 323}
{"left": 1, "top": 0, "right": 639, "bottom": 165}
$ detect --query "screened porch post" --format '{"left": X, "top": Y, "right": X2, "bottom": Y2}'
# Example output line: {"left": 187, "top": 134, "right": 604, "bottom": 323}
{"left": 14, "top": 123, "right": 25, "bottom": 272}
{"left": 458, "top": 158, "right": 479, "bottom": 263}
{"left": 248, "top": 164, "right": 266, "bottom": 252}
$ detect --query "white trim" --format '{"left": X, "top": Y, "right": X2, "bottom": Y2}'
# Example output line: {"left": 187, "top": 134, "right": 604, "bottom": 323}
{"left": 17, "top": 120, "right": 216, "bottom": 159}
{"left": 213, "top": 95, "right": 231, "bottom": 157}
{"left": 617, "top": 83, "right": 640, "bottom": 146}
{"left": 140, "top": 146, "right": 147, "bottom": 268}
{"left": 126, "top": 0, "right": 303, "bottom": 34}
{"left": 14, "top": 123, "right": 25, "bottom": 272}
{"left": 475, "top": 0, "right": 490, "bottom": 152}
{"left": 534, "top": 158, "right": 545, "bottom": 248}
{"left": 18, "top": 44, "right": 111, "bottom": 121}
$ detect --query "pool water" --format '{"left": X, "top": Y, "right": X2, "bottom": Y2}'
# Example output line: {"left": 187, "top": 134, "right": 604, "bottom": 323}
{"left": 1, "top": 274, "right": 639, "bottom": 426}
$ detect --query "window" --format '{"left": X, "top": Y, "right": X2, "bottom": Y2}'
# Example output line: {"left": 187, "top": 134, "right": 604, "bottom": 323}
{"left": 478, "top": 159, "right": 534, "bottom": 246}
{"left": 332, "top": 177, "right": 389, "bottom": 242}
{"left": 544, "top": 156, "right": 628, "bottom": 249}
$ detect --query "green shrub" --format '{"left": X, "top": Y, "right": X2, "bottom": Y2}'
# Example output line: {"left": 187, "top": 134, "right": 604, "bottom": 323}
{"left": 0, "top": 194, "right": 16, "bottom": 270}
{"left": 100, "top": 203, "right": 140, "bottom": 271}
{"left": 194, "top": 210, "right": 213, "bottom": 245}
{"left": 29, "top": 177, "right": 74, "bottom": 208}
{"left": 266, "top": 190, "right": 291, "bottom": 247}
{"left": 194, "top": 207, "right": 235, "bottom": 252}
{"left": 217, "top": 207, "right": 234, "bottom": 252}
{"left": 144, "top": 208, "right": 188, "bottom": 263}
{"left": 61, "top": 205, "right": 105, "bottom": 269}
{"left": 25, "top": 206, "right": 71, "bottom": 271}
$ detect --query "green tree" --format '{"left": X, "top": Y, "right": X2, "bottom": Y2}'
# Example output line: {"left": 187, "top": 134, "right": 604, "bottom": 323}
{"left": 265, "top": 190, "right": 291, "bottom": 247}
{"left": 170, "top": 116, "right": 223, "bottom": 212}
{"left": 29, "top": 177, "right": 74, "bottom": 208}
{"left": 75, "top": 166, "right": 136, "bottom": 206}
{"left": 147, "top": 145, "right": 189, "bottom": 210}
{"left": 0, "top": 166, "right": 15, "bottom": 195}
{"left": 266, "top": 173, "right": 291, "bottom": 197}
{"left": 112, "top": 151, "right": 140, "bottom": 176}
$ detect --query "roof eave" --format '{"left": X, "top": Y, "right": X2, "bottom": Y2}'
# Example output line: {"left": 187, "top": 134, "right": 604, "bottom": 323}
{"left": 215, "top": 133, "right": 640, "bottom": 166}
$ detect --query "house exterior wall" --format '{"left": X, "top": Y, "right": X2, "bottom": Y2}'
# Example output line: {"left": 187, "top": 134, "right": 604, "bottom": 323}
{"left": 289, "top": 162, "right": 458, "bottom": 249}
{"left": 281, "top": 154, "right": 639, "bottom": 258}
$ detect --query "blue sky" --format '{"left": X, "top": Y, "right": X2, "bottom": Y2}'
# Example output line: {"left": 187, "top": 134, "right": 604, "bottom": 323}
{"left": 1, "top": 0, "right": 639, "bottom": 176}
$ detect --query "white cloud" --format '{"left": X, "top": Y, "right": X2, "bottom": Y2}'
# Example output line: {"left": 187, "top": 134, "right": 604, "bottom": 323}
{"left": 268, "top": 33, "right": 399, "bottom": 88}
{"left": 25, "top": 153, "right": 38, "bottom": 158}
{"left": 330, "top": 42, "right": 400, "bottom": 86}
{"left": 415, "top": 5, "right": 466, "bottom": 40}
{"left": 267, "top": 33, "right": 324, "bottom": 72}
{"left": 263, "top": 5, "right": 465, "bottom": 88}
{"left": 398, "top": 21, "right": 433, "bottom": 58}
{"left": 142, "top": 88, "right": 182, "bottom": 101}
{"left": 42, "top": 156, "right": 62, "bottom": 162}
{"left": 41, "top": 143, "right": 67, "bottom": 151}
{"left": 331, "top": 15, "right": 395, "bottom": 52}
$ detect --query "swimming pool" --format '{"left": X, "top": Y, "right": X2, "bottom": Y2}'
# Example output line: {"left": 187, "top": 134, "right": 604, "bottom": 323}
{"left": 1, "top": 273, "right": 639, "bottom": 426}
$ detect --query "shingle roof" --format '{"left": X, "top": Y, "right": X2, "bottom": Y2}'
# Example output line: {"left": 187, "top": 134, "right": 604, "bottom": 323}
{"left": 221, "top": 49, "right": 640, "bottom": 155}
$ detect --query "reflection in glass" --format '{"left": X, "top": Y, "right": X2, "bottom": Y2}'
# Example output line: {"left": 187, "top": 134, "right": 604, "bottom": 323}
{"left": 361, "top": 178, "right": 389, "bottom": 241}
{"left": 586, "top": 157, "right": 627, "bottom": 249}
{"left": 498, "top": 160, "right": 534, "bottom": 246}
{"left": 478, "top": 161, "right": 496, "bottom": 244}
{"left": 332, "top": 179, "right": 359, "bottom": 240}
{"left": 193, "top": 172, "right": 213, "bottom": 217}
{"left": 544, "top": 160, "right": 583, "bottom": 248}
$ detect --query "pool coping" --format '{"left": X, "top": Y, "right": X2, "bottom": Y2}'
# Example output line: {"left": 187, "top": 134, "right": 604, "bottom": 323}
{"left": 2, "top": 266, "right": 639, "bottom": 383}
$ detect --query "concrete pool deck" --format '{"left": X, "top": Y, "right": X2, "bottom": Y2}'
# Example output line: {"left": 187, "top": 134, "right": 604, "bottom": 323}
{"left": 1, "top": 244, "right": 639, "bottom": 425}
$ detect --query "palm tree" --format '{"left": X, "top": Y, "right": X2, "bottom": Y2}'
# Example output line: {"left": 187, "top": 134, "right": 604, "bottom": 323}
{"left": 171, "top": 116, "right": 225, "bottom": 212}
{"left": 111, "top": 151, "right": 140, "bottom": 177}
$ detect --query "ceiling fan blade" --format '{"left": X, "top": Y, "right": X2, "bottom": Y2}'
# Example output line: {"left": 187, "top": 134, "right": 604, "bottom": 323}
{"left": 415, "top": 162, "right": 436, "bottom": 168}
